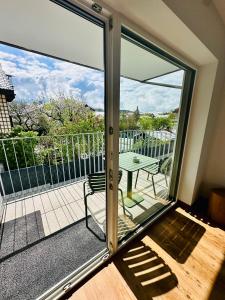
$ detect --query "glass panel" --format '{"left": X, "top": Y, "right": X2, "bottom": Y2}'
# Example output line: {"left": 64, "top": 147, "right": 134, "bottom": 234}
{"left": 148, "top": 70, "right": 184, "bottom": 86}
{"left": 118, "top": 33, "right": 185, "bottom": 241}
{"left": 0, "top": 2, "right": 107, "bottom": 299}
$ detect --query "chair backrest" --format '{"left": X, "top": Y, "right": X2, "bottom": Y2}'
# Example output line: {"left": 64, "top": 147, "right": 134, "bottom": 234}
{"left": 88, "top": 170, "right": 122, "bottom": 193}
{"left": 160, "top": 156, "right": 172, "bottom": 175}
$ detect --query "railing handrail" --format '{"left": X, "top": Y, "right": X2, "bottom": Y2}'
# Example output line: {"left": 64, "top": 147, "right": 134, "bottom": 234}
{"left": 0, "top": 131, "right": 104, "bottom": 141}
{"left": 0, "top": 129, "right": 175, "bottom": 141}
{"left": 0, "top": 129, "right": 175, "bottom": 201}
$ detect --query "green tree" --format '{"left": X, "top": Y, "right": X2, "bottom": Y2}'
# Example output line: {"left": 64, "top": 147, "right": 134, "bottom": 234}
{"left": 3, "top": 97, "right": 106, "bottom": 169}
{"left": 152, "top": 116, "right": 174, "bottom": 131}
{"left": 9, "top": 100, "right": 48, "bottom": 134}
{"left": 0, "top": 126, "right": 39, "bottom": 170}
{"left": 139, "top": 116, "right": 153, "bottom": 130}
{"left": 119, "top": 113, "right": 139, "bottom": 131}
{"left": 9, "top": 96, "right": 105, "bottom": 136}
{"left": 42, "top": 97, "right": 93, "bottom": 125}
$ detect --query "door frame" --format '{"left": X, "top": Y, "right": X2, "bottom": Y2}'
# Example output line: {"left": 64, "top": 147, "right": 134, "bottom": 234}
{"left": 50, "top": 0, "right": 120, "bottom": 253}
{"left": 37, "top": 1, "right": 116, "bottom": 299}
{"left": 119, "top": 27, "right": 196, "bottom": 203}
{"left": 112, "top": 27, "right": 196, "bottom": 249}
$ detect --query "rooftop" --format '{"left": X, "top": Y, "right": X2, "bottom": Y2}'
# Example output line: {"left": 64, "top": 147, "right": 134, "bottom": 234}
{"left": 0, "top": 63, "right": 15, "bottom": 101}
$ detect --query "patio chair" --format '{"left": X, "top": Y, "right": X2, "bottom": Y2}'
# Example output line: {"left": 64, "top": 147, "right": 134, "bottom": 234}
{"left": 135, "top": 156, "right": 172, "bottom": 196}
{"left": 83, "top": 171, "right": 125, "bottom": 237}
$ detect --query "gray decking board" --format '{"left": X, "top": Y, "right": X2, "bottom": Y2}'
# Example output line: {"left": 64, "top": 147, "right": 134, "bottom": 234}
{"left": 1, "top": 171, "right": 170, "bottom": 258}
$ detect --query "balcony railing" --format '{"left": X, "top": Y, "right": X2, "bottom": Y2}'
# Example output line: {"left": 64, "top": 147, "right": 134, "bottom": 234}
{"left": 0, "top": 130, "right": 175, "bottom": 201}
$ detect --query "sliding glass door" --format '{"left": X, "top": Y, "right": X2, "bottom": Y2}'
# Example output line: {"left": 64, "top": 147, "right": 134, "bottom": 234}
{"left": 0, "top": 1, "right": 110, "bottom": 299}
{"left": 117, "top": 28, "right": 195, "bottom": 242}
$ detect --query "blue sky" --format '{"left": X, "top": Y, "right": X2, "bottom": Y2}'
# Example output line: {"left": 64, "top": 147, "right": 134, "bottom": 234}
{"left": 0, "top": 44, "right": 184, "bottom": 113}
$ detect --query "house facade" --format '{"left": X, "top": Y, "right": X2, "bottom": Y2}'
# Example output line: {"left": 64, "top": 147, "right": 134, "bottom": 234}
{"left": 0, "top": 63, "right": 15, "bottom": 134}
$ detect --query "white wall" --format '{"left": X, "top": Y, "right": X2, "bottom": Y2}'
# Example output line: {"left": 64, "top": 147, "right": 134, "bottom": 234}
{"left": 163, "top": 0, "right": 225, "bottom": 201}
{"left": 178, "top": 62, "right": 217, "bottom": 203}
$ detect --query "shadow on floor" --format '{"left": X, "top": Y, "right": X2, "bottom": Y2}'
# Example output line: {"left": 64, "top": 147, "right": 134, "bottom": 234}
{"left": 114, "top": 240, "right": 178, "bottom": 300}
{"left": 208, "top": 255, "right": 225, "bottom": 300}
{"left": 147, "top": 209, "right": 206, "bottom": 263}
{"left": 179, "top": 198, "right": 225, "bottom": 231}
{"left": 116, "top": 202, "right": 170, "bottom": 243}
{"left": 133, "top": 202, "right": 167, "bottom": 225}
{"left": 155, "top": 188, "right": 169, "bottom": 199}
{"left": 0, "top": 210, "right": 45, "bottom": 260}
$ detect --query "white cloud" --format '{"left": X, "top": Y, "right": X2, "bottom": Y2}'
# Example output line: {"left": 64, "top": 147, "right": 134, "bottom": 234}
{"left": 0, "top": 44, "right": 182, "bottom": 112}
{"left": 0, "top": 48, "right": 97, "bottom": 101}
{"left": 120, "top": 77, "right": 182, "bottom": 113}
{"left": 0, "top": 51, "right": 18, "bottom": 60}
{"left": 83, "top": 89, "right": 104, "bottom": 109}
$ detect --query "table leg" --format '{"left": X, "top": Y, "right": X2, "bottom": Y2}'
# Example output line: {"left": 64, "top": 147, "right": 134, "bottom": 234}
{"left": 123, "top": 169, "right": 144, "bottom": 208}
{"left": 127, "top": 171, "right": 133, "bottom": 199}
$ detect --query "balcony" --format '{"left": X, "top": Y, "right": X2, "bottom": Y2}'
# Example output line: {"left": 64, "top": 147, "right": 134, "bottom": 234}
{"left": 0, "top": 129, "right": 174, "bottom": 247}
{"left": 0, "top": 130, "right": 174, "bottom": 299}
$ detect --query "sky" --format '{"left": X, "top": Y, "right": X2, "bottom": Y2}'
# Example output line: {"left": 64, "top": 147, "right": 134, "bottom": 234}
{"left": 0, "top": 43, "right": 184, "bottom": 113}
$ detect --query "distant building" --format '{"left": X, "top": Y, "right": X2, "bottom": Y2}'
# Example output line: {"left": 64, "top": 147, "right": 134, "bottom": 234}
{"left": 0, "top": 64, "right": 15, "bottom": 134}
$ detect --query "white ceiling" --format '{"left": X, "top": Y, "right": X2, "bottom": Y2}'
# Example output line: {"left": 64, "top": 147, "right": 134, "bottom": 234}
{"left": 0, "top": 0, "right": 104, "bottom": 69}
{"left": 121, "top": 38, "right": 178, "bottom": 81}
{"left": 0, "top": 0, "right": 219, "bottom": 80}
{"left": 0, "top": 0, "right": 178, "bottom": 81}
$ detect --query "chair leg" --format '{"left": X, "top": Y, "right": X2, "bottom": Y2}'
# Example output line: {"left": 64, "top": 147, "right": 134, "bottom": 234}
{"left": 165, "top": 174, "right": 168, "bottom": 187}
{"left": 84, "top": 192, "right": 106, "bottom": 242}
{"left": 152, "top": 175, "right": 156, "bottom": 196}
{"left": 84, "top": 196, "right": 88, "bottom": 228}
{"left": 119, "top": 188, "right": 126, "bottom": 215}
{"left": 147, "top": 173, "right": 150, "bottom": 180}
{"left": 135, "top": 170, "right": 139, "bottom": 188}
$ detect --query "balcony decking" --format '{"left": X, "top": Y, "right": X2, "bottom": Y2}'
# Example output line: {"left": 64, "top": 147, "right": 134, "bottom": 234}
{"left": 0, "top": 171, "right": 170, "bottom": 259}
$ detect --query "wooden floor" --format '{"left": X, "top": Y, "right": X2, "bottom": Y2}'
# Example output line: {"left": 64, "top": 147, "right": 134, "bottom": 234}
{"left": 70, "top": 206, "right": 225, "bottom": 300}
{"left": 0, "top": 171, "right": 169, "bottom": 257}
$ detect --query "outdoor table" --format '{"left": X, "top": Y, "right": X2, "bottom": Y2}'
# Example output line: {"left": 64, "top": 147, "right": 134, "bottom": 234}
{"left": 119, "top": 152, "right": 159, "bottom": 205}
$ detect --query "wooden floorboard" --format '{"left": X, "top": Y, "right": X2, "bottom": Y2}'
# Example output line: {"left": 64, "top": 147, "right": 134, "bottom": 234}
{"left": 70, "top": 206, "right": 225, "bottom": 300}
